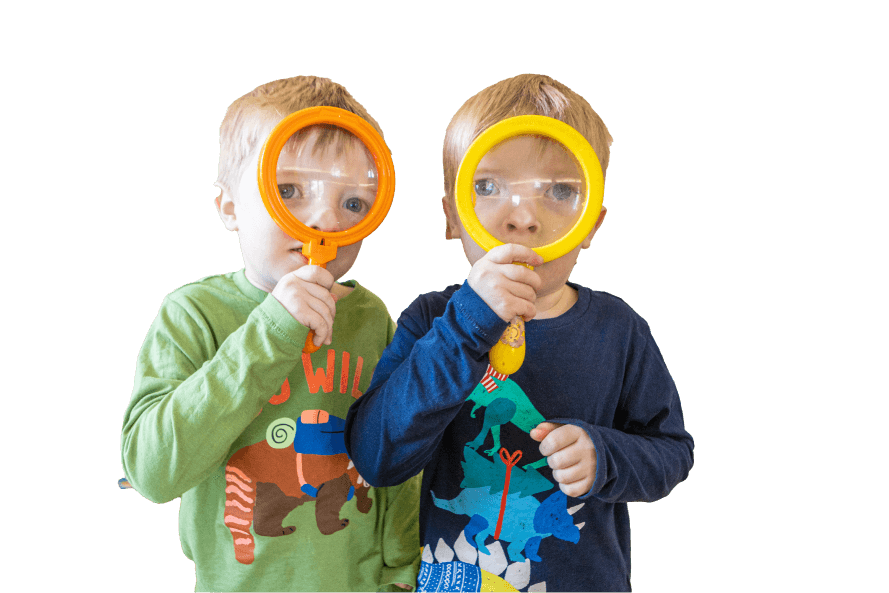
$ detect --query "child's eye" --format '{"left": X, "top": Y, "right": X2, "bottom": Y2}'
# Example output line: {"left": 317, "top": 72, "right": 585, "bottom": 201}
{"left": 547, "top": 183, "right": 577, "bottom": 202}
{"left": 343, "top": 197, "right": 365, "bottom": 213}
{"left": 474, "top": 179, "right": 497, "bottom": 197}
{"left": 278, "top": 184, "right": 300, "bottom": 200}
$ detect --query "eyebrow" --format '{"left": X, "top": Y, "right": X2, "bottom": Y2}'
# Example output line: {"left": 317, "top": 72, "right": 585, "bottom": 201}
{"left": 474, "top": 166, "right": 502, "bottom": 176}
{"left": 276, "top": 177, "right": 378, "bottom": 189}
{"left": 473, "top": 167, "right": 583, "bottom": 180}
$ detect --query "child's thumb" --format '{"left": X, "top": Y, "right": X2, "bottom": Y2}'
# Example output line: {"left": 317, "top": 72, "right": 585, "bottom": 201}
{"left": 529, "top": 421, "right": 564, "bottom": 442}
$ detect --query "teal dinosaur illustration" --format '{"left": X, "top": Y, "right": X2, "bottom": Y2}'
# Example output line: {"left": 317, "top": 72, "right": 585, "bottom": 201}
{"left": 467, "top": 368, "right": 548, "bottom": 469}
{"left": 460, "top": 446, "right": 552, "bottom": 496}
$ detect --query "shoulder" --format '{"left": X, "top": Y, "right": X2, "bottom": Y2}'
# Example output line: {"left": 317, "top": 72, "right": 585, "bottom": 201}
{"left": 165, "top": 271, "right": 244, "bottom": 306}
{"left": 588, "top": 289, "right": 647, "bottom": 326}
{"left": 157, "top": 271, "right": 252, "bottom": 328}
{"left": 136, "top": 274, "right": 246, "bottom": 358}
{"left": 397, "top": 284, "right": 462, "bottom": 325}
{"left": 335, "top": 281, "right": 395, "bottom": 342}
{"left": 573, "top": 283, "right": 653, "bottom": 341}
{"left": 342, "top": 281, "right": 389, "bottom": 313}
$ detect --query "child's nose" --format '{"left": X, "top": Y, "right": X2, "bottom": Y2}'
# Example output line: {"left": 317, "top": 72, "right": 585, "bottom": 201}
{"left": 502, "top": 198, "right": 540, "bottom": 235}
{"left": 301, "top": 201, "right": 342, "bottom": 232}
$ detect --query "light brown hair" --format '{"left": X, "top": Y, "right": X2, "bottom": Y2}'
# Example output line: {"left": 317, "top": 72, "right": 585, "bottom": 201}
{"left": 216, "top": 76, "right": 384, "bottom": 193}
{"left": 443, "top": 74, "right": 612, "bottom": 201}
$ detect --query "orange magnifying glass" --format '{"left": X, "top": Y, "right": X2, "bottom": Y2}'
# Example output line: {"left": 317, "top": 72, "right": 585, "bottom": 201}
{"left": 258, "top": 106, "right": 395, "bottom": 353}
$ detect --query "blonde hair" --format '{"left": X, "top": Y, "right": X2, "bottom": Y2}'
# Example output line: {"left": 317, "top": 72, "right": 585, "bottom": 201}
{"left": 443, "top": 74, "right": 612, "bottom": 201}
{"left": 216, "top": 76, "right": 384, "bottom": 192}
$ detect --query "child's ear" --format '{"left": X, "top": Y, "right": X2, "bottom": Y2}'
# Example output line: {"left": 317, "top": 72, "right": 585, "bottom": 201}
{"left": 581, "top": 206, "right": 607, "bottom": 249}
{"left": 442, "top": 196, "right": 462, "bottom": 240}
{"left": 215, "top": 184, "right": 238, "bottom": 232}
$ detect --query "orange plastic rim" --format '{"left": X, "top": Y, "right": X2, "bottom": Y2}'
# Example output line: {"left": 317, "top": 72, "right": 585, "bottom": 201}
{"left": 258, "top": 106, "right": 395, "bottom": 249}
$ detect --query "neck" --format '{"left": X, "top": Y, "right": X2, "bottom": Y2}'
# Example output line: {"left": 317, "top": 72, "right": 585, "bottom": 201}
{"left": 533, "top": 284, "right": 577, "bottom": 320}
{"left": 331, "top": 282, "right": 354, "bottom": 298}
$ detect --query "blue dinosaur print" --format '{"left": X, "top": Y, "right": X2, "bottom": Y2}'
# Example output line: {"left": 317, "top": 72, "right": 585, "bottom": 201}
{"left": 431, "top": 488, "right": 580, "bottom": 563}
{"left": 432, "top": 446, "right": 578, "bottom": 564}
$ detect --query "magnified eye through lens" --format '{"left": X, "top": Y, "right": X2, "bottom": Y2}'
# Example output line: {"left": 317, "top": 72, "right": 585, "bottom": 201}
{"left": 277, "top": 125, "right": 378, "bottom": 232}
{"left": 472, "top": 135, "right": 586, "bottom": 249}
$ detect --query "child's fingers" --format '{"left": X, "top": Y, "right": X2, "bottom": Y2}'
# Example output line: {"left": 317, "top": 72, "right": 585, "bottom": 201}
{"left": 272, "top": 270, "right": 338, "bottom": 345}
{"left": 538, "top": 424, "right": 581, "bottom": 458}
{"left": 289, "top": 269, "right": 337, "bottom": 319}
{"left": 553, "top": 447, "right": 595, "bottom": 497}
{"left": 291, "top": 265, "right": 336, "bottom": 291}
{"left": 290, "top": 284, "right": 336, "bottom": 342}
{"left": 300, "top": 303, "right": 333, "bottom": 346}
{"left": 501, "top": 262, "right": 542, "bottom": 292}
{"left": 486, "top": 243, "right": 544, "bottom": 268}
{"left": 469, "top": 250, "right": 541, "bottom": 320}
{"left": 558, "top": 476, "right": 594, "bottom": 498}
{"left": 530, "top": 421, "right": 565, "bottom": 443}
{"left": 301, "top": 281, "right": 337, "bottom": 318}
{"left": 307, "top": 293, "right": 338, "bottom": 345}
{"left": 532, "top": 423, "right": 596, "bottom": 496}
{"left": 486, "top": 287, "right": 536, "bottom": 322}
{"left": 551, "top": 459, "right": 585, "bottom": 484}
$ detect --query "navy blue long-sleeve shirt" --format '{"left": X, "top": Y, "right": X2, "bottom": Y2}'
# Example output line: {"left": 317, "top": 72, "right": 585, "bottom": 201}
{"left": 346, "top": 282, "right": 693, "bottom": 592}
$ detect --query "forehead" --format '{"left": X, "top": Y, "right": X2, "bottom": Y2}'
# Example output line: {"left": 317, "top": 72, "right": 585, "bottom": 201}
{"left": 276, "top": 126, "right": 377, "bottom": 187}
{"left": 280, "top": 126, "right": 373, "bottom": 163}
{"left": 476, "top": 135, "right": 579, "bottom": 176}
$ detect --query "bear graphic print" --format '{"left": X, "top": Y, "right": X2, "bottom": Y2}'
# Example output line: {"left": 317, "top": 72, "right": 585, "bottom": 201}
{"left": 224, "top": 350, "right": 373, "bottom": 565}
{"left": 419, "top": 365, "right": 586, "bottom": 592}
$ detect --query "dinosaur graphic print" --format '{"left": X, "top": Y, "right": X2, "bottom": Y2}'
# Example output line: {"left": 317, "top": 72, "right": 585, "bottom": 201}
{"left": 467, "top": 366, "right": 547, "bottom": 469}
{"left": 421, "top": 365, "right": 586, "bottom": 592}
{"left": 433, "top": 449, "right": 581, "bottom": 562}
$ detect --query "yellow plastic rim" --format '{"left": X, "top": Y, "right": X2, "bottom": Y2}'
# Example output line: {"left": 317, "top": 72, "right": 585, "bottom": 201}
{"left": 258, "top": 106, "right": 395, "bottom": 246}
{"left": 454, "top": 115, "right": 604, "bottom": 262}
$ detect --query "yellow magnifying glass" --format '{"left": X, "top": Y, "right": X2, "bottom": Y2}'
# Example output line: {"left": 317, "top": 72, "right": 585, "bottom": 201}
{"left": 258, "top": 106, "right": 395, "bottom": 353}
{"left": 454, "top": 115, "right": 604, "bottom": 374}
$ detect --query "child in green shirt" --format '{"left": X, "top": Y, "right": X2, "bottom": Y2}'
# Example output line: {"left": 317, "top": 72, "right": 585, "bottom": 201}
{"left": 121, "top": 76, "right": 420, "bottom": 592}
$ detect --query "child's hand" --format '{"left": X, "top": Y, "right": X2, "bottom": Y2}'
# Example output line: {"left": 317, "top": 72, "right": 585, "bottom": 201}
{"left": 530, "top": 422, "right": 597, "bottom": 498}
{"left": 271, "top": 266, "right": 338, "bottom": 347}
{"left": 468, "top": 244, "right": 543, "bottom": 322}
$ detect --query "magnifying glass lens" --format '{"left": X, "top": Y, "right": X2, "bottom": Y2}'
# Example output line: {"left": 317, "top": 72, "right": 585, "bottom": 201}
{"left": 277, "top": 125, "right": 378, "bottom": 232}
{"left": 472, "top": 135, "right": 586, "bottom": 249}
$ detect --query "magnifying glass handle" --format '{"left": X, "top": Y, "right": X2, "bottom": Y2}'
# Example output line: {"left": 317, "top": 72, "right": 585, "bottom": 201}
{"left": 490, "top": 317, "right": 526, "bottom": 375}
{"left": 302, "top": 247, "right": 333, "bottom": 355}
{"left": 489, "top": 261, "right": 532, "bottom": 375}
{"left": 304, "top": 332, "right": 321, "bottom": 354}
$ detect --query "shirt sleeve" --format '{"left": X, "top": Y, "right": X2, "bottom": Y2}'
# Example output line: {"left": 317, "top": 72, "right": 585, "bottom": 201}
{"left": 552, "top": 323, "right": 694, "bottom": 503}
{"left": 120, "top": 293, "right": 308, "bottom": 503}
{"left": 345, "top": 283, "right": 507, "bottom": 486}
{"left": 376, "top": 473, "right": 422, "bottom": 591}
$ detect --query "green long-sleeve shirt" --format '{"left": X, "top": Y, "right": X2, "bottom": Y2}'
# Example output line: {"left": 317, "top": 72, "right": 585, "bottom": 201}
{"left": 121, "top": 270, "right": 420, "bottom": 591}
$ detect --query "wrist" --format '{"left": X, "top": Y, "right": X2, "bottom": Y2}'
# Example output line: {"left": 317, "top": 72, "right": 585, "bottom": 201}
{"left": 453, "top": 281, "right": 509, "bottom": 343}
